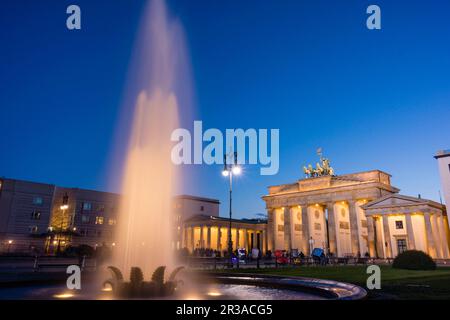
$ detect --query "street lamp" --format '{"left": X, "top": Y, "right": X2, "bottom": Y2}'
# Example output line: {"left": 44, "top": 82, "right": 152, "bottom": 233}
{"left": 222, "top": 151, "right": 241, "bottom": 268}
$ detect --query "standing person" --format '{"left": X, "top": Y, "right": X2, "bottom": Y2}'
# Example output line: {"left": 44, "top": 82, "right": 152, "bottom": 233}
{"left": 320, "top": 252, "right": 326, "bottom": 266}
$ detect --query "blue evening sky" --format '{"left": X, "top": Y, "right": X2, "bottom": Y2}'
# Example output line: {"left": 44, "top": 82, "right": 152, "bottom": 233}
{"left": 1, "top": 0, "right": 449, "bottom": 219}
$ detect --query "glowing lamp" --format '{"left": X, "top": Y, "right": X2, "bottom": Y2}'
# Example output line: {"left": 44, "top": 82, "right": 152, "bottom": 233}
{"left": 232, "top": 166, "right": 241, "bottom": 175}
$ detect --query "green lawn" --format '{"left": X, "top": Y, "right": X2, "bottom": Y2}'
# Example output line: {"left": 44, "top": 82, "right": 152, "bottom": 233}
{"left": 211, "top": 265, "right": 450, "bottom": 299}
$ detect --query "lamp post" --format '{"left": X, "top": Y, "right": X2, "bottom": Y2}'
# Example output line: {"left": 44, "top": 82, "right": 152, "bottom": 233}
{"left": 222, "top": 151, "right": 241, "bottom": 268}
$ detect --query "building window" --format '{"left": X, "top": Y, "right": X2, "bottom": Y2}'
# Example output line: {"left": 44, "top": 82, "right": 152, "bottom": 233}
{"left": 314, "top": 223, "right": 321, "bottom": 231}
{"left": 97, "top": 204, "right": 105, "bottom": 212}
{"left": 80, "top": 228, "right": 88, "bottom": 236}
{"left": 83, "top": 202, "right": 92, "bottom": 211}
{"left": 108, "top": 218, "right": 116, "bottom": 225}
{"left": 30, "top": 210, "right": 41, "bottom": 220}
{"left": 277, "top": 225, "right": 284, "bottom": 232}
{"left": 97, "top": 230, "right": 102, "bottom": 237}
{"left": 361, "top": 220, "right": 368, "bottom": 228}
{"left": 29, "top": 226, "right": 38, "bottom": 234}
{"left": 395, "top": 221, "right": 404, "bottom": 229}
{"left": 200, "top": 206, "right": 204, "bottom": 211}
{"left": 294, "top": 224, "right": 302, "bottom": 231}
{"left": 81, "top": 215, "right": 90, "bottom": 223}
{"left": 397, "top": 239, "right": 407, "bottom": 254}
{"left": 95, "top": 216, "right": 104, "bottom": 225}
{"left": 33, "top": 197, "right": 43, "bottom": 205}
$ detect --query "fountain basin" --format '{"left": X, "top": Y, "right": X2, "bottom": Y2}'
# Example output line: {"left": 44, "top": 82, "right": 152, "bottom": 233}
{"left": 204, "top": 273, "right": 367, "bottom": 300}
{"left": 0, "top": 270, "right": 366, "bottom": 300}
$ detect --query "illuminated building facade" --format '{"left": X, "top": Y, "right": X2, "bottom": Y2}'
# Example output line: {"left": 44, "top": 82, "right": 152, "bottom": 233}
{"left": 1, "top": 171, "right": 449, "bottom": 260}
{"left": 263, "top": 170, "right": 450, "bottom": 259}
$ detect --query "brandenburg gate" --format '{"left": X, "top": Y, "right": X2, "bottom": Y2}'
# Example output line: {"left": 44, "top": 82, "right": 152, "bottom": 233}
{"left": 263, "top": 169, "right": 398, "bottom": 257}
{"left": 262, "top": 154, "right": 450, "bottom": 259}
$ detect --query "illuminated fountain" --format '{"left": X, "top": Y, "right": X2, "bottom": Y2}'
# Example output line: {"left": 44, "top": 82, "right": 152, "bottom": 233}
{"left": 108, "top": 0, "right": 185, "bottom": 295}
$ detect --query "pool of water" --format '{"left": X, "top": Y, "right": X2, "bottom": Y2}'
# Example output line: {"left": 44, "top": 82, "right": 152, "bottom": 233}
{"left": 0, "top": 282, "right": 324, "bottom": 300}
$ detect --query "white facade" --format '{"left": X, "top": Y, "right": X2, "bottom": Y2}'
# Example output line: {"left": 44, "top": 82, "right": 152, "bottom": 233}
{"left": 263, "top": 170, "right": 450, "bottom": 259}
{"left": 435, "top": 150, "right": 450, "bottom": 219}
{"left": 172, "top": 195, "right": 220, "bottom": 249}
{"left": 363, "top": 194, "right": 449, "bottom": 259}
{"left": 263, "top": 170, "right": 399, "bottom": 257}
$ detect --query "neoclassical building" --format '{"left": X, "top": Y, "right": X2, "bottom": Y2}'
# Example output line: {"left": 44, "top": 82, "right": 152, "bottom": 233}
{"left": 362, "top": 194, "right": 449, "bottom": 259}
{"left": 262, "top": 170, "right": 450, "bottom": 259}
{"left": 181, "top": 215, "right": 267, "bottom": 254}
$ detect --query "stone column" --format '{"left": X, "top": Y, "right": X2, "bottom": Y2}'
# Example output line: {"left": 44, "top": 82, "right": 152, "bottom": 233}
{"left": 405, "top": 214, "right": 416, "bottom": 250}
{"left": 348, "top": 200, "right": 361, "bottom": 255}
{"left": 382, "top": 215, "right": 392, "bottom": 258}
{"left": 244, "top": 229, "right": 249, "bottom": 252}
{"left": 424, "top": 212, "right": 437, "bottom": 258}
{"left": 262, "top": 230, "right": 267, "bottom": 254}
{"left": 437, "top": 215, "right": 450, "bottom": 258}
{"left": 432, "top": 214, "right": 443, "bottom": 258}
{"left": 236, "top": 228, "right": 240, "bottom": 250}
{"left": 217, "top": 227, "right": 222, "bottom": 251}
{"left": 366, "top": 216, "right": 376, "bottom": 257}
{"left": 207, "top": 226, "right": 211, "bottom": 249}
{"left": 181, "top": 226, "right": 186, "bottom": 249}
{"left": 267, "top": 208, "right": 275, "bottom": 252}
{"left": 326, "top": 203, "right": 338, "bottom": 256}
{"left": 283, "top": 207, "right": 292, "bottom": 252}
{"left": 199, "top": 226, "right": 204, "bottom": 249}
{"left": 190, "top": 227, "right": 195, "bottom": 252}
{"left": 301, "top": 205, "right": 310, "bottom": 255}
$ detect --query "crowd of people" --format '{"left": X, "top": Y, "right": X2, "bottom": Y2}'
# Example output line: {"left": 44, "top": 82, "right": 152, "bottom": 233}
{"left": 178, "top": 246, "right": 372, "bottom": 266}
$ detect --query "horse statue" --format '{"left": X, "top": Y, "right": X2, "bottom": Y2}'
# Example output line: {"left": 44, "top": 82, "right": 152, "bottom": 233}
{"left": 303, "top": 152, "right": 335, "bottom": 178}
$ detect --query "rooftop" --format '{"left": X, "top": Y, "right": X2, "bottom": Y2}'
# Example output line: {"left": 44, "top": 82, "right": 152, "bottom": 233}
{"left": 434, "top": 149, "right": 450, "bottom": 159}
{"left": 174, "top": 194, "right": 220, "bottom": 204}
{"left": 184, "top": 214, "right": 267, "bottom": 225}
{"left": 265, "top": 169, "right": 396, "bottom": 196}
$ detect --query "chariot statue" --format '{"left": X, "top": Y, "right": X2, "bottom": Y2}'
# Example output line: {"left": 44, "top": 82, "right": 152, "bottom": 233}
{"left": 302, "top": 148, "right": 335, "bottom": 178}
